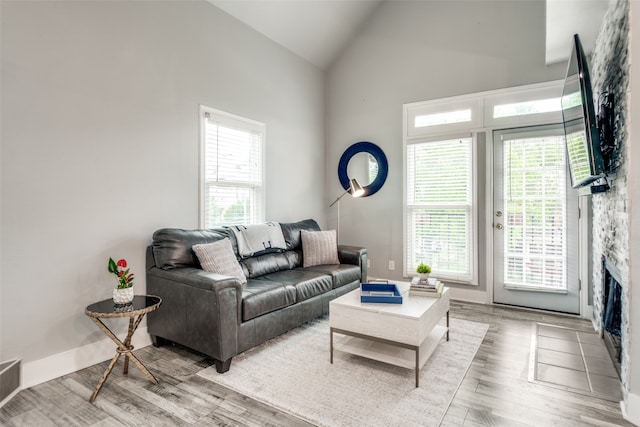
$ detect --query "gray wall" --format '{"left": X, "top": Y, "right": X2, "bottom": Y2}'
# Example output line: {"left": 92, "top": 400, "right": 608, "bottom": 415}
{"left": 326, "top": 0, "right": 566, "bottom": 289}
{"left": 0, "top": 1, "right": 325, "bottom": 363}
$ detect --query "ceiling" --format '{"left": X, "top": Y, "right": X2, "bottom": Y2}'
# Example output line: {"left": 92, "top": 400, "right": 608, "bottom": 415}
{"left": 209, "top": 0, "right": 383, "bottom": 69}
{"left": 545, "top": 0, "right": 609, "bottom": 64}
{"left": 209, "top": 0, "right": 608, "bottom": 70}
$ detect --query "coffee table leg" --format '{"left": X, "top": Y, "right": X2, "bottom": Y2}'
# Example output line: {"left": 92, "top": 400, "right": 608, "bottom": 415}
{"left": 415, "top": 349, "right": 420, "bottom": 387}
{"left": 446, "top": 310, "right": 450, "bottom": 341}
{"left": 330, "top": 328, "right": 334, "bottom": 364}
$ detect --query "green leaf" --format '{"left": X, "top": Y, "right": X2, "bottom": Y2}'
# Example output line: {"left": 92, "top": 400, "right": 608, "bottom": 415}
{"left": 108, "top": 257, "right": 117, "bottom": 274}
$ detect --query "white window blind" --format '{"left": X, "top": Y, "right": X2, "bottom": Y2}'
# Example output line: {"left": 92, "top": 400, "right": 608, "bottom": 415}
{"left": 406, "top": 137, "right": 475, "bottom": 282}
{"left": 503, "top": 134, "right": 567, "bottom": 290}
{"left": 200, "top": 107, "right": 265, "bottom": 228}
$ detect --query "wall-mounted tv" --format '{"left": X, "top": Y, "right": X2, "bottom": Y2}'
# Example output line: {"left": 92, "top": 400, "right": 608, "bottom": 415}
{"left": 561, "top": 34, "right": 606, "bottom": 188}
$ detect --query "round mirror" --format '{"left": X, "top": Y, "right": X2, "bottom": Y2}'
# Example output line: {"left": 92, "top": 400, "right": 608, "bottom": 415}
{"left": 346, "top": 152, "right": 377, "bottom": 186}
{"left": 338, "top": 141, "right": 388, "bottom": 197}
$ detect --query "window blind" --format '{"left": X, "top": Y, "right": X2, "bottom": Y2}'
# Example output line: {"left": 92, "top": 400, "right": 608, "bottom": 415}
{"left": 406, "top": 137, "right": 474, "bottom": 282}
{"left": 503, "top": 135, "right": 567, "bottom": 290}
{"left": 201, "top": 109, "right": 264, "bottom": 228}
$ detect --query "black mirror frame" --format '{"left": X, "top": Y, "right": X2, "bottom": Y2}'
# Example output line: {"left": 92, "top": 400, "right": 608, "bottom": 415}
{"left": 337, "top": 141, "right": 388, "bottom": 197}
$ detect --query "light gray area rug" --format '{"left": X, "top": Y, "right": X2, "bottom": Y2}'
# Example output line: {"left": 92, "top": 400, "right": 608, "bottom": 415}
{"left": 197, "top": 317, "right": 488, "bottom": 427}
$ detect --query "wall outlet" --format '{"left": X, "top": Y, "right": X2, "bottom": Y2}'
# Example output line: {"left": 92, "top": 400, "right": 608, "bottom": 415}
{"left": 367, "top": 259, "right": 371, "bottom": 268}
{"left": 388, "top": 260, "right": 395, "bottom": 270}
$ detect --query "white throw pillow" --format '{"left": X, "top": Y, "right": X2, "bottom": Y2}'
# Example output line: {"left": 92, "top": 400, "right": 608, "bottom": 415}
{"left": 301, "top": 230, "right": 340, "bottom": 267}
{"left": 193, "top": 238, "right": 247, "bottom": 285}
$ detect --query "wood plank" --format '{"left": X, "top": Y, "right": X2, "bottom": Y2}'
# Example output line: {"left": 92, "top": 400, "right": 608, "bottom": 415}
{"left": 0, "top": 302, "right": 632, "bottom": 426}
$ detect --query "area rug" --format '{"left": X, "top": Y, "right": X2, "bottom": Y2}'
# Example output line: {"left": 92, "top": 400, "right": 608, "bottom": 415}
{"left": 197, "top": 317, "right": 488, "bottom": 427}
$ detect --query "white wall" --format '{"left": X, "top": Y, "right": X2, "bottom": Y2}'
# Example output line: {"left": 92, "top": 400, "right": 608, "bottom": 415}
{"left": 326, "top": 0, "right": 566, "bottom": 292}
{"left": 0, "top": 1, "right": 324, "bottom": 370}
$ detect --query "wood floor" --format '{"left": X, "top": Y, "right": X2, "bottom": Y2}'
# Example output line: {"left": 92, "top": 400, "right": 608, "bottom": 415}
{"left": 1, "top": 302, "right": 634, "bottom": 426}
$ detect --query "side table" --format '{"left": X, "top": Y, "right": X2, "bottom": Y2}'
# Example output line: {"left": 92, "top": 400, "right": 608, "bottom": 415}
{"left": 85, "top": 295, "right": 162, "bottom": 403}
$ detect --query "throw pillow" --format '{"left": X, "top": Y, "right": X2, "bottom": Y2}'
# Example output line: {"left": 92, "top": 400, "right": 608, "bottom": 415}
{"left": 192, "top": 238, "right": 247, "bottom": 285}
{"left": 301, "top": 230, "right": 340, "bottom": 267}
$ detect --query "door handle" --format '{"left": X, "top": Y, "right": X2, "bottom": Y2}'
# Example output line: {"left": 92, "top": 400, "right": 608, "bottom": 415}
{"left": 496, "top": 223, "right": 504, "bottom": 230}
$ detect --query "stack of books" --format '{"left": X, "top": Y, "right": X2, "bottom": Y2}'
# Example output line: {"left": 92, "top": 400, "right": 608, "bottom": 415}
{"left": 409, "top": 277, "right": 444, "bottom": 297}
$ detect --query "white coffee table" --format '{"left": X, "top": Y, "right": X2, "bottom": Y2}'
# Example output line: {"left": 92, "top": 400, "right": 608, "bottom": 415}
{"left": 329, "top": 281, "right": 450, "bottom": 387}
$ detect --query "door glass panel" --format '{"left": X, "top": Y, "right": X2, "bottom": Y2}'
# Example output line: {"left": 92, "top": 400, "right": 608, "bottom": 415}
{"left": 503, "top": 134, "right": 567, "bottom": 291}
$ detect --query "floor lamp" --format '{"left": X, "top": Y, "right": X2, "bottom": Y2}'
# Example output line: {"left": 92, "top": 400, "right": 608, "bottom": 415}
{"left": 329, "top": 178, "right": 364, "bottom": 242}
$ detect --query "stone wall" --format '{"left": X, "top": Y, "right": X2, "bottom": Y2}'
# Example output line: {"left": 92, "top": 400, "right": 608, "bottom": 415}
{"left": 589, "top": 0, "right": 630, "bottom": 396}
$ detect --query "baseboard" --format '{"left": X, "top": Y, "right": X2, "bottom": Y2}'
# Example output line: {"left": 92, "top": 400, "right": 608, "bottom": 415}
{"left": 449, "top": 287, "right": 488, "bottom": 304}
{"left": 621, "top": 391, "right": 640, "bottom": 426}
{"left": 21, "top": 327, "right": 152, "bottom": 390}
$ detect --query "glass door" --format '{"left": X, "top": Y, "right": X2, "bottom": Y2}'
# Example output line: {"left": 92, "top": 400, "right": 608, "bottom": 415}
{"left": 493, "top": 126, "right": 580, "bottom": 314}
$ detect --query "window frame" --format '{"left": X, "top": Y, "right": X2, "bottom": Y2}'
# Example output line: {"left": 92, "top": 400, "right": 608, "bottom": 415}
{"left": 403, "top": 133, "right": 478, "bottom": 284}
{"left": 199, "top": 105, "right": 266, "bottom": 228}
{"left": 403, "top": 80, "right": 564, "bottom": 286}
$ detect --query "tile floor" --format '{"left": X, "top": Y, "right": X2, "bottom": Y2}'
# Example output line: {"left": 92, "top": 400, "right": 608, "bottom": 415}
{"left": 530, "top": 323, "right": 623, "bottom": 402}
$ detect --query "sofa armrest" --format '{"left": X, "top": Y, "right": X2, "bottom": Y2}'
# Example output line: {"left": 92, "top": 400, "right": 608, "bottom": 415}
{"left": 146, "top": 264, "right": 243, "bottom": 362}
{"left": 148, "top": 266, "right": 242, "bottom": 293}
{"left": 338, "top": 245, "right": 367, "bottom": 282}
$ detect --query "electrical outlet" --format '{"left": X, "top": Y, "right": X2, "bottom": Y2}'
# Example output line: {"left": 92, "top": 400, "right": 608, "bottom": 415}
{"left": 388, "top": 260, "right": 395, "bottom": 270}
{"left": 367, "top": 259, "right": 371, "bottom": 268}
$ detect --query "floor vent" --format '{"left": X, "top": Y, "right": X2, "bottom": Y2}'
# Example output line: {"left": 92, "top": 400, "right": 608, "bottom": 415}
{"left": 0, "top": 359, "right": 21, "bottom": 407}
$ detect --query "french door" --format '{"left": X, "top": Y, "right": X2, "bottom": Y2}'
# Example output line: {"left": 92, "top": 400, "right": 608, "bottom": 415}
{"left": 493, "top": 126, "right": 580, "bottom": 314}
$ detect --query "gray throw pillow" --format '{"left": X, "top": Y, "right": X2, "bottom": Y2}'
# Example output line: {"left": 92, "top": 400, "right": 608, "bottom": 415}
{"left": 193, "top": 238, "right": 247, "bottom": 285}
{"left": 301, "top": 230, "right": 340, "bottom": 267}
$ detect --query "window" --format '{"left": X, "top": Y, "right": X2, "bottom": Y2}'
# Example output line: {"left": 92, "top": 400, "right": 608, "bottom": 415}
{"left": 405, "top": 137, "right": 475, "bottom": 283}
{"left": 403, "top": 80, "right": 566, "bottom": 286}
{"left": 415, "top": 109, "right": 472, "bottom": 128}
{"left": 200, "top": 106, "right": 265, "bottom": 228}
{"left": 492, "top": 98, "right": 561, "bottom": 119}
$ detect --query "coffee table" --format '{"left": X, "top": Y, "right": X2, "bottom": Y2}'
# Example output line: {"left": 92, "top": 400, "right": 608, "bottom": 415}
{"left": 329, "top": 281, "right": 449, "bottom": 387}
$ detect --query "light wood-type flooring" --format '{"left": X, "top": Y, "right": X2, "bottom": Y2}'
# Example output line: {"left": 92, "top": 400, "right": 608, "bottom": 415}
{"left": 1, "top": 301, "right": 634, "bottom": 426}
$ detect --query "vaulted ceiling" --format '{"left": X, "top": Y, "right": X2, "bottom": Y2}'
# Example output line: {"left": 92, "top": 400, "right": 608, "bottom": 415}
{"left": 209, "top": 0, "right": 608, "bottom": 70}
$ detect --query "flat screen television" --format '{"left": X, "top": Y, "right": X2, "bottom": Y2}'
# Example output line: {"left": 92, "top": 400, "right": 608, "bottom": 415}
{"left": 561, "top": 34, "right": 606, "bottom": 188}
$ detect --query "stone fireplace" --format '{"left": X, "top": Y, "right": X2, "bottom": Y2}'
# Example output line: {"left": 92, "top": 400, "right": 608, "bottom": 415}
{"left": 602, "top": 256, "right": 622, "bottom": 377}
{"left": 588, "top": 0, "right": 629, "bottom": 398}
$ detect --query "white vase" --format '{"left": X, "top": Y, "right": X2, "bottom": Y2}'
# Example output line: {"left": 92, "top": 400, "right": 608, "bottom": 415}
{"left": 113, "top": 286, "right": 134, "bottom": 305}
{"left": 418, "top": 273, "right": 430, "bottom": 283}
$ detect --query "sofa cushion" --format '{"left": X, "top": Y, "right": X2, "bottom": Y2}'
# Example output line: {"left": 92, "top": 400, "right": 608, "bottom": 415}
{"left": 228, "top": 222, "right": 287, "bottom": 258}
{"left": 242, "top": 280, "right": 297, "bottom": 321}
{"left": 280, "top": 219, "right": 321, "bottom": 250}
{"left": 301, "top": 230, "right": 339, "bottom": 267}
{"left": 192, "top": 239, "right": 247, "bottom": 285}
{"left": 152, "top": 228, "right": 231, "bottom": 270}
{"left": 256, "top": 269, "right": 333, "bottom": 303}
{"left": 305, "top": 264, "right": 361, "bottom": 289}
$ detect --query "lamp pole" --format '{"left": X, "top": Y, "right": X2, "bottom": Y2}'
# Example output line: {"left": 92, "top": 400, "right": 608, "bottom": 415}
{"left": 329, "top": 178, "right": 364, "bottom": 243}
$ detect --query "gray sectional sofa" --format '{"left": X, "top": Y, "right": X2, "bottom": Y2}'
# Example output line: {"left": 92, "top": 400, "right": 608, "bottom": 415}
{"left": 146, "top": 219, "right": 367, "bottom": 373}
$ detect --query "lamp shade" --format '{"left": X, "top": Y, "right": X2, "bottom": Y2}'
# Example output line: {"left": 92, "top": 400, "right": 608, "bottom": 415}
{"left": 349, "top": 178, "right": 365, "bottom": 198}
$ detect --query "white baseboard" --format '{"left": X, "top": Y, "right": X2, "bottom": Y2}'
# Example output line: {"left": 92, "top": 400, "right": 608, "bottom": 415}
{"left": 622, "top": 391, "right": 640, "bottom": 426}
{"left": 449, "top": 287, "right": 488, "bottom": 304}
{"left": 21, "top": 327, "right": 152, "bottom": 390}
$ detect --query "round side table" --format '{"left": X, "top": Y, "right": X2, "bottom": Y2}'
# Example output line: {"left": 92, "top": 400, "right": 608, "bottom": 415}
{"left": 85, "top": 295, "right": 162, "bottom": 403}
